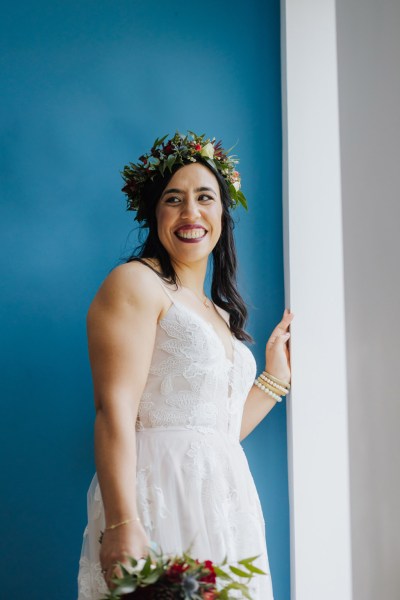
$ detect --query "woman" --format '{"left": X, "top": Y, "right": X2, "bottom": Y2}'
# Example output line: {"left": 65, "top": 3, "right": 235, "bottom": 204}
{"left": 77, "top": 131, "right": 294, "bottom": 599}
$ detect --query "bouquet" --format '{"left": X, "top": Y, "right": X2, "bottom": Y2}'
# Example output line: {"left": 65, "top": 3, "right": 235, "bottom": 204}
{"left": 101, "top": 543, "right": 267, "bottom": 600}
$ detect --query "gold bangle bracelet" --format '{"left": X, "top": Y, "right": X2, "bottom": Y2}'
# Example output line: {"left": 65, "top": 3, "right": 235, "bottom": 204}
{"left": 259, "top": 373, "right": 289, "bottom": 395}
{"left": 262, "top": 370, "right": 291, "bottom": 390}
{"left": 257, "top": 377, "right": 286, "bottom": 398}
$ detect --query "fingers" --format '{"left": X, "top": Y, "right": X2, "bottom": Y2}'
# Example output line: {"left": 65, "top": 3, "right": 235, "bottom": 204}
{"left": 101, "top": 560, "right": 123, "bottom": 589}
{"left": 282, "top": 308, "right": 294, "bottom": 324}
{"left": 281, "top": 311, "right": 292, "bottom": 339}
{"left": 276, "top": 310, "right": 294, "bottom": 327}
{"left": 102, "top": 563, "right": 116, "bottom": 590}
{"left": 277, "top": 309, "right": 295, "bottom": 333}
{"left": 102, "top": 554, "right": 149, "bottom": 587}
{"left": 266, "top": 310, "right": 294, "bottom": 348}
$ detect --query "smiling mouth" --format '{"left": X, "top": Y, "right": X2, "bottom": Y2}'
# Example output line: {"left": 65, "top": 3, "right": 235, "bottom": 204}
{"left": 175, "top": 228, "right": 207, "bottom": 240}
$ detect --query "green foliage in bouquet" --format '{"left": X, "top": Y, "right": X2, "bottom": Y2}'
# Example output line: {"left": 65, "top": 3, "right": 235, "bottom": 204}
{"left": 102, "top": 543, "right": 268, "bottom": 600}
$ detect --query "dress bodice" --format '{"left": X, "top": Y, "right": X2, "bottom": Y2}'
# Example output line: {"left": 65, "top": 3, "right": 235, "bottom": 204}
{"left": 135, "top": 291, "right": 257, "bottom": 443}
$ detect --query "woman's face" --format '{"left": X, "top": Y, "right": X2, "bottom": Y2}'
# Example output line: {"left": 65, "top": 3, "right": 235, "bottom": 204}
{"left": 155, "top": 162, "right": 223, "bottom": 265}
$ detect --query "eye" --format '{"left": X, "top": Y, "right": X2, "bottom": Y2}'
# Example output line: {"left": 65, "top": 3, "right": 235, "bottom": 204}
{"left": 198, "top": 194, "right": 213, "bottom": 202}
{"left": 165, "top": 196, "right": 181, "bottom": 204}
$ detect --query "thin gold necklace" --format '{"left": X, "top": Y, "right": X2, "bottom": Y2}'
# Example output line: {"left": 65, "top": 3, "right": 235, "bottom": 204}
{"left": 184, "top": 286, "right": 211, "bottom": 309}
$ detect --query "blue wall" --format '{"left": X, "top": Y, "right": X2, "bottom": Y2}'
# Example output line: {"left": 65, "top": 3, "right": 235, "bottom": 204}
{"left": 0, "top": 1, "right": 289, "bottom": 598}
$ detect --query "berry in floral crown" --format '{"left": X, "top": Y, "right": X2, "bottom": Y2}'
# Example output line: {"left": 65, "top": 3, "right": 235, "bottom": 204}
{"left": 121, "top": 130, "right": 248, "bottom": 222}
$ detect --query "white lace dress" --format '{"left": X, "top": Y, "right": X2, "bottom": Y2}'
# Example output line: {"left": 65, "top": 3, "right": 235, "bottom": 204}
{"left": 77, "top": 278, "right": 274, "bottom": 599}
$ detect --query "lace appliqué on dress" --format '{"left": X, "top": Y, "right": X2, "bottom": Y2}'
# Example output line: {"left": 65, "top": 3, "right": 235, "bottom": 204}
{"left": 183, "top": 437, "right": 243, "bottom": 560}
{"left": 136, "top": 465, "right": 170, "bottom": 532}
{"left": 78, "top": 557, "right": 108, "bottom": 600}
{"left": 137, "top": 306, "right": 226, "bottom": 433}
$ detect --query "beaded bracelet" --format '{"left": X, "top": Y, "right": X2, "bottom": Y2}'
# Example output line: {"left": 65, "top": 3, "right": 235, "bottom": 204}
{"left": 263, "top": 370, "right": 291, "bottom": 390}
{"left": 254, "top": 370, "right": 291, "bottom": 402}
{"left": 254, "top": 378, "right": 282, "bottom": 402}
{"left": 259, "top": 373, "right": 289, "bottom": 395}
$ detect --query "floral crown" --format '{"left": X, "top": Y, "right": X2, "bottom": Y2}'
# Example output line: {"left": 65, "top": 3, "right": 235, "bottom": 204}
{"left": 121, "top": 130, "right": 248, "bottom": 222}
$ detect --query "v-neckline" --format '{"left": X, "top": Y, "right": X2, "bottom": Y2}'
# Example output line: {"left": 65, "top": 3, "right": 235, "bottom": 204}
{"left": 160, "top": 300, "right": 236, "bottom": 365}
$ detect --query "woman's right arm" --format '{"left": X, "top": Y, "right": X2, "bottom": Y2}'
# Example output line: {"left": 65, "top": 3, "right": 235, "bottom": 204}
{"left": 86, "top": 263, "right": 163, "bottom": 588}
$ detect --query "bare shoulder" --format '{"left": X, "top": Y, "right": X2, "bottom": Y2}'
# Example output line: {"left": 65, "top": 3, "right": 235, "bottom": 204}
{"left": 88, "top": 259, "right": 165, "bottom": 318}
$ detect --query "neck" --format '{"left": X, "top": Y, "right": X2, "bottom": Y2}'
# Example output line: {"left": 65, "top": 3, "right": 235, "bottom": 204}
{"left": 171, "top": 258, "right": 209, "bottom": 296}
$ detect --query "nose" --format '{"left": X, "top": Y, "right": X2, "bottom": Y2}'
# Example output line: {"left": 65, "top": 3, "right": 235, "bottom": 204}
{"left": 180, "top": 196, "right": 201, "bottom": 220}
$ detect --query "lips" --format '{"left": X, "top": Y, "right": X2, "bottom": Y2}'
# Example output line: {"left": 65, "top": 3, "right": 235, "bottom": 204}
{"left": 174, "top": 224, "right": 207, "bottom": 233}
{"left": 174, "top": 224, "right": 208, "bottom": 242}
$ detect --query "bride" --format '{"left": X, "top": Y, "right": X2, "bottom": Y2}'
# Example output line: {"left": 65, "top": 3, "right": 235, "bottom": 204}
{"left": 77, "top": 131, "right": 294, "bottom": 599}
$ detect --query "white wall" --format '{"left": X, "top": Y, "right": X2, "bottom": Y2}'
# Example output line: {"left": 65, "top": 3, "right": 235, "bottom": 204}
{"left": 281, "top": 1, "right": 353, "bottom": 598}
{"left": 336, "top": 1, "right": 400, "bottom": 599}
{"left": 282, "top": 1, "right": 400, "bottom": 599}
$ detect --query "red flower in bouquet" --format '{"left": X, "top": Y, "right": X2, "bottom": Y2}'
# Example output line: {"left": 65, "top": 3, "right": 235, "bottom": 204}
{"left": 102, "top": 543, "right": 268, "bottom": 600}
{"left": 165, "top": 559, "right": 190, "bottom": 583}
{"left": 202, "top": 592, "right": 217, "bottom": 600}
{"left": 199, "top": 560, "right": 216, "bottom": 585}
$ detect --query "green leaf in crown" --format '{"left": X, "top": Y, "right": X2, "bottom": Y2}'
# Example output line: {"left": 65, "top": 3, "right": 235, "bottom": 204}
{"left": 120, "top": 130, "right": 249, "bottom": 222}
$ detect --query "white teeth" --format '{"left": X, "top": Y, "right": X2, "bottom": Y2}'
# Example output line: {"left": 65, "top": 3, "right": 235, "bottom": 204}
{"left": 176, "top": 229, "right": 206, "bottom": 239}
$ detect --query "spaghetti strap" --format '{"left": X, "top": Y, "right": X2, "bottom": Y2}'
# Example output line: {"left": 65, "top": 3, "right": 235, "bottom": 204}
{"left": 156, "top": 277, "right": 175, "bottom": 303}
{"left": 139, "top": 260, "right": 175, "bottom": 304}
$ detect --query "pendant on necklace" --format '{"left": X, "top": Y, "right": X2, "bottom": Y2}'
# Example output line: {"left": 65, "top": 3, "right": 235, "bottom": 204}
{"left": 184, "top": 285, "right": 211, "bottom": 309}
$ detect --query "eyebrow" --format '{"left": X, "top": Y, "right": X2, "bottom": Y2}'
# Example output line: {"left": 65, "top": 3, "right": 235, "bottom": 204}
{"left": 161, "top": 186, "right": 217, "bottom": 199}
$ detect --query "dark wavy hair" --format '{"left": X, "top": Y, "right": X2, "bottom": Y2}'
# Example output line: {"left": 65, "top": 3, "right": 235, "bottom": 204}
{"left": 124, "top": 157, "right": 253, "bottom": 343}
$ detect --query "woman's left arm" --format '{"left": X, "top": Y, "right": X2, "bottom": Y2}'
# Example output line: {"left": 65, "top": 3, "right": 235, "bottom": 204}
{"left": 239, "top": 308, "right": 294, "bottom": 442}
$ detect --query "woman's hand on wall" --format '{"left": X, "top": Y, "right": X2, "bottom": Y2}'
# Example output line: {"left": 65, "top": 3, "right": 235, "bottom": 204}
{"left": 264, "top": 308, "right": 294, "bottom": 385}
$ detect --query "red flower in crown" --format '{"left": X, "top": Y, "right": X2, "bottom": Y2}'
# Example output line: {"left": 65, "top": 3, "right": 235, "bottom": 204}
{"left": 163, "top": 140, "right": 174, "bottom": 156}
{"left": 213, "top": 139, "right": 225, "bottom": 158}
{"left": 120, "top": 131, "right": 248, "bottom": 220}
